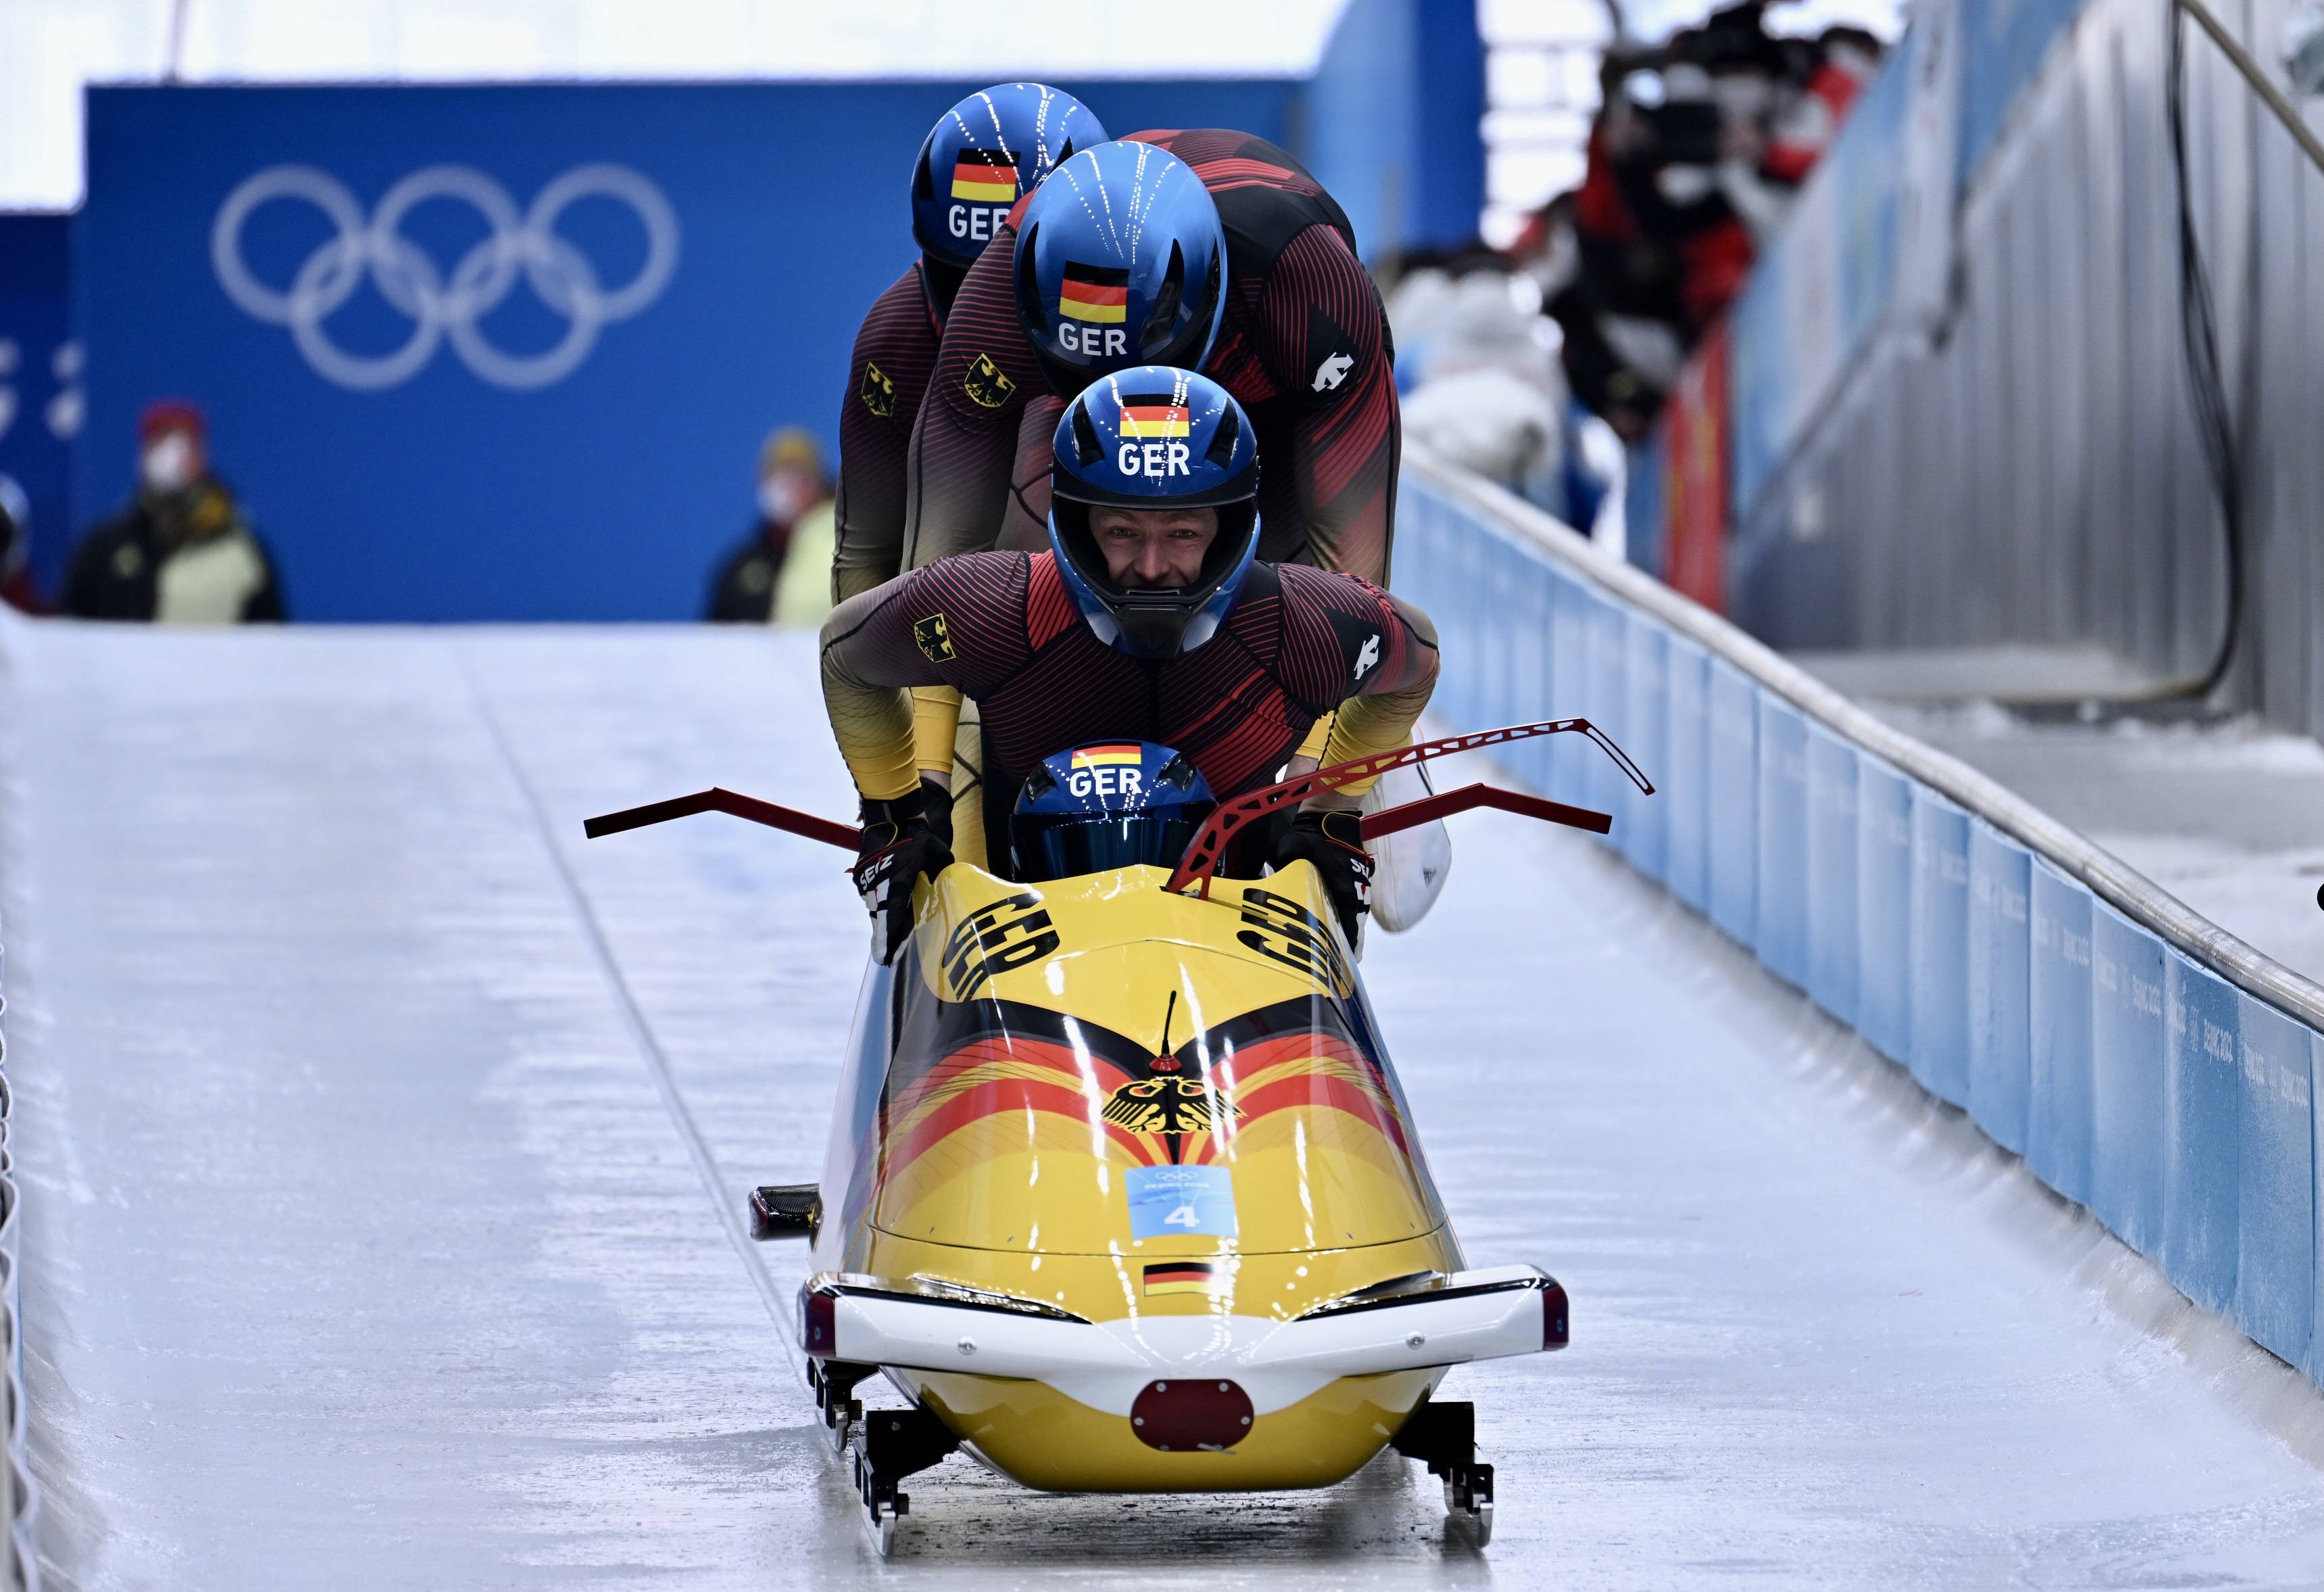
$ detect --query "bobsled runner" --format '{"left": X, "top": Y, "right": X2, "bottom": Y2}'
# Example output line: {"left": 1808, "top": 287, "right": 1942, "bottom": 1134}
{"left": 586, "top": 719, "right": 1651, "bottom": 1554}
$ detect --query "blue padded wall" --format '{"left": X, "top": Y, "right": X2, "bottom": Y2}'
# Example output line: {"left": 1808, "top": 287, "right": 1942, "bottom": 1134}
{"left": 1968, "top": 821, "right": 2033, "bottom": 1154}
{"left": 1805, "top": 726, "right": 1860, "bottom": 1027}
{"left": 1621, "top": 617, "right": 1669, "bottom": 881}
{"left": 1910, "top": 789, "right": 1972, "bottom": 1107}
{"left": 2091, "top": 901, "right": 2168, "bottom": 1255}
{"left": 2234, "top": 996, "right": 2313, "bottom": 1367}
{"left": 2165, "top": 957, "right": 2242, "bottom": 1313}
{"left": 1856, "top": 758, "right": 1913, "bottom": 1065}
{"left": 2028, "top": 861, "right": 2095, "bottom": 1207}
{"left": 1754, "top": 697, "right": 1809, "bottom": 989}
{"left": 1665, "top": 637, "right": 1711, "bottom": 912}
{"left": 1707, "top": 663, "right": 1758, "bottom": 943}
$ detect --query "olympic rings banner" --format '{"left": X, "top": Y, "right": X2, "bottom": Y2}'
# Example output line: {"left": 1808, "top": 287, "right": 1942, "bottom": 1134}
{"left": 76, "top": 82, "right": 1297, "bottom": 621}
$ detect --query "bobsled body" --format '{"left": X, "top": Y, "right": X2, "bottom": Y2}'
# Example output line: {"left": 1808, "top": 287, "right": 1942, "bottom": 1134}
{"left": 804, "top": 858, "right": 1560, "bottom": 1494}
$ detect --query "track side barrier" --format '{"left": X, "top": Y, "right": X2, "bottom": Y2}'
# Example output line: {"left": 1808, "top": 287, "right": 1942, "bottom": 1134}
{"left": 0, "top": 619, "right": 39, "bottom": 1588}
{"left": 1398, "top": 446, "right": 2324, "bottom": 1389}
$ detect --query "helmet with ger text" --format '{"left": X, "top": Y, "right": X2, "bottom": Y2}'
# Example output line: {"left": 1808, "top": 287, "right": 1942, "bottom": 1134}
{"left": 1012, "top": 741, "right": 1217, "bottom": 882}
{"left": 1047, "top": 365, "right": 1259, "bottom": 660}
{"left": 1012, "top": 141, "right": 1227, "bottom": 395}
{"left": 911, "top": 85, "right": 1108, "bottom": 273}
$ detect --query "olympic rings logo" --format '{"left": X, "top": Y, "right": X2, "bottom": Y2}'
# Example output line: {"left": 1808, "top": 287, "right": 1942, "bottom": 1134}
{"left": 210, "top": 163, "right": 680, "bottom": 392}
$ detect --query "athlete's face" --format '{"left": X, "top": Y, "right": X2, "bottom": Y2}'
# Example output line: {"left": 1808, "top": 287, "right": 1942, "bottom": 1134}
{"left": 1090, "top": 505, "right": 1219, "bottom": 588}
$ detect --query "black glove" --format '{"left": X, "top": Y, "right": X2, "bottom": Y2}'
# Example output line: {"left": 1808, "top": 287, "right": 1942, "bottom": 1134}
{"left": 853, "top": 784, "right": 953, "bottom": 963}
{"left": 1268, "top": 808, "right": 1375, "bottom": 946}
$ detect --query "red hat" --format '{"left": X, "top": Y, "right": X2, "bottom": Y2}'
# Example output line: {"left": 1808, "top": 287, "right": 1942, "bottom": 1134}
{"left": 137, "top": 399, "right": 207, "bottom": 444}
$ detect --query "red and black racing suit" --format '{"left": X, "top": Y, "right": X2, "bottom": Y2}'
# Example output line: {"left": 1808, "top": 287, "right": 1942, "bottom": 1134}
{"left": 899, "top": 131, "right": 1402, "bottom": 586}
{"left": 819, "top": 551, "right": 1438, "bottom": 866}
{"left": 830, "top": 260, "right": 959, "bottom": 601}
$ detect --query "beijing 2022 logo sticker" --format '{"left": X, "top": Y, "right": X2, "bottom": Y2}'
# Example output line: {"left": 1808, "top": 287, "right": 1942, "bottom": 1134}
{"left": 210, "top": 163, "right": 680, "bottom": 392}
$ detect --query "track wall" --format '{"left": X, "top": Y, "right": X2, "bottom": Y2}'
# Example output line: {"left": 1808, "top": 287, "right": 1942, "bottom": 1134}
{"left": 1400, "top": 449, "right": 2324, "bottom": 1387}
{"left": 0, "top": 628, "right": 37, "bottom": 1591}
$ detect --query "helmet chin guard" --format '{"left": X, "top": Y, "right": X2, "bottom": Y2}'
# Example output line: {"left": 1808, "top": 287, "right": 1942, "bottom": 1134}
{"left": 1045, "top": 367, "right": 1260, "bottom": 660}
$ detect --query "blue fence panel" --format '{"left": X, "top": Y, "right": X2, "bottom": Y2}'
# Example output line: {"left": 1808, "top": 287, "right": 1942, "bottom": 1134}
{"left": 2164, "top": 956, "right": 2242, "bottom": 1313}
{"left": 1855, "top": 758, "right": 1912, "bottom": 1066}
{"left": 2090, "top": 901, "right": 2168, "bottom": 1255}
{"left": 1621, "top": 617, "right": 1669, "bottom": 882}
{"left": 1968, "top": 821, "right": 2033, "bottom": 1154}
{"left": 1664, "top": 637, "right": 1711, "bottom": 913}
{"left": 1550, "top": 573, "right": 1592, "bottom": 809}
{"left": 1754, "top": 697, "right": 1810, "bottom": 989}
{"left": 2234, "top": 996, "right": 2313, "bottom": 1367}
{"left": 1513, "top": 557, "right": 1557, "bottom": 790}
{"left": 1910, "top": 787, "right": 1972, "bottom": 1107}
{"left": 2028, "top": 862, "right": 2095, "bottom": 1206}
{"left": 1805, "top": 726, "right": 1861, "bottom": 1027}
{"left": 1707, "top": 662, "right": 1758, "bottom": 944}
{"left": 1586, "top": 590, "right": 1629, "bottom": 833}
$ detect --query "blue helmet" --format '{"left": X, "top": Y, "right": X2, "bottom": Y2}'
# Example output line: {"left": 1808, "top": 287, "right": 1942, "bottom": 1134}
{"left": 912, "top": 85, "right": 1107, "bottom": 273}
{"left": 1047, "top": 367, "right": 1260, "bottom": 660}
{"left": 1012, "top": 741, "right": 1217, "bottom": 882}
{"left": 1012, "top": 141, "right": 1227, "bottom": 394}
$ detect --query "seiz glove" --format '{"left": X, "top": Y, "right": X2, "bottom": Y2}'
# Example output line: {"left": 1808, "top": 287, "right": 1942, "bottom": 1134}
{"left": 1269, "top": 808, "right": 1375, "bottom": 946}
{"left": 853, "top": 783, "right": 953, "bottom": 963}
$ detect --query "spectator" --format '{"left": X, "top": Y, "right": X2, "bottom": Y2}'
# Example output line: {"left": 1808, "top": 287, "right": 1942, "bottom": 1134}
{"left": 0, "top": 475, "right": 45, "bottom": 614}
{"left": 62, "top": 400, "right": 284, "bottom": 624}
{"left": 705, "top": 426, "right": 835, "bottom": 626}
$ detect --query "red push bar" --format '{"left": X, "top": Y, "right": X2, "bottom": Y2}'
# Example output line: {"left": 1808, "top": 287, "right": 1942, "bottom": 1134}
{"left": 1360, "top": 781, "right": 1611, "bottom": 841}
{"left": 582, "top": 787, "right": 861, "bottom": 851}
{"left": 1164, "top": 718, "right": 1652, "bottom": 898}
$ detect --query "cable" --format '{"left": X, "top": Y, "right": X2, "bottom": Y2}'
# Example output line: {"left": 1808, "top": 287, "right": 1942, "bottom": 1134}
{"left": 2166, "top": 1, "right": 2246, "bottom": 700}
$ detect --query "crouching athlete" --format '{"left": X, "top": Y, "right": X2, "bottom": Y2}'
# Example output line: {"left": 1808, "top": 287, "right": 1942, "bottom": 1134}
{"left": 820, "top": 368, "right": 1437, "bottom": 959}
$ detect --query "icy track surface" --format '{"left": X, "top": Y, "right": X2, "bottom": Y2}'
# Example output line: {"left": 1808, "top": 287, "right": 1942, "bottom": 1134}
{"left": 1, "top": 619, "right": 2319, "bottom": 1591}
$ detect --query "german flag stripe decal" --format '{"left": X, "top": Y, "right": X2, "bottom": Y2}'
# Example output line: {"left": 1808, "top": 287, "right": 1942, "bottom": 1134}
{"left": 1118, "top": 396, "right": 1191, "bottom": 438}
{"left": 1058, "top": 262, "right": 1131, "bottom": 323}
{"left": 1070, "top": 743, "right": 1143, "bottom": 767}
{"left": 1143, "top": 1261, "right": 1225, "bottom": 1296}
{"left": 951, "top": 151, "right": 1019, "bottom": 202}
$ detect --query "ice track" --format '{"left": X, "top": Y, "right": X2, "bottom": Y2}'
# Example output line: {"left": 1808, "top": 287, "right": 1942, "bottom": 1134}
{"left": 1, "top": 619, "right": 2319, "bottom": 1591}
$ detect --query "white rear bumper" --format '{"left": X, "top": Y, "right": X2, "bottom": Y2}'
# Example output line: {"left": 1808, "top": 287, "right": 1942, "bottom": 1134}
{"left": 801, "top": 1265, "right": 1567, "bottom": 1417}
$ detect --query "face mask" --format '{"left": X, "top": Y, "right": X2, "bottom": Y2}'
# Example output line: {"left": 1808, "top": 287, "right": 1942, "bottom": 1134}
{"left": 759, "top": 471, "right": 815, "bottom": 525}
{"left": 141, "top": 432, "right": 199, "bottom": 495}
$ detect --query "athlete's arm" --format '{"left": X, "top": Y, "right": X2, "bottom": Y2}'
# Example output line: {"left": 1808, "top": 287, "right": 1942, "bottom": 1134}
{"left": 831, "top": 272, "right": 931, "bottom": 601}
{"left": 1314, "top": 588, "right": 1439, "bottom": 805}
{"left": 901, "top": 225, "right": 1045, "bottom": 569}
{"left": 1253, "top": 225, "right": 1402, "bottom": 584}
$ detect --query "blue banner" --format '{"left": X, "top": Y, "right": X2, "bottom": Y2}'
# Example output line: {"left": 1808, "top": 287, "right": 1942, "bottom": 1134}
{"left": 2165, "top": 956, "right": 2242, "bottom": 1313}
{"left": 2091, "top": 901, "right": 2167, "bottom": 1255}
{"left": 1550, "top": 572, "right": 1594, "bottom": 810}
{"left": 1910, "top": 788, "right": 1970, "bottom": 1107}
{"left": 2029, "top": 861, "right": 2094, "bottom": 1207}
{"left": 1586, "top": 590, "right": 1629, "bottom": 832}
{"left": 1620, "top": 616, "right": 1668, "bottom": 881}
{"left": 0, "top": 214, "right": 76, "bottom": 596}
{"left": 1855, "top": 759, "right": 1912, "bottom": 1067}
{"left": 76, "top": 80, "right": 1294, "bottom": 621}
{"left": 1968, "top": 821, "right": 2032, "bottom": 1154}
{"left": 1805, "top": 726, "right": 1860, "bottom": 1027}
{"left": 2235, "top": 996, "right": 2313, "bottom": 1367}
{"left": 1664, "top": 636, "right": 1711, "bottom": 913}
{"left": 1753, "top": 695, "right": 1809, "bottom": 989}
{"left": 1707, "top": 661, "right": 1758, "bottom": 945}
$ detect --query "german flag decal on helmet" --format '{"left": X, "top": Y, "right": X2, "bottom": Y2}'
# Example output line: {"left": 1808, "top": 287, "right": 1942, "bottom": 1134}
{"left": 1058, "top": 262, "right": 1130, "bottom": 325}
{"left": 949, "top": 148, "right": 1020, "bottom": 204}
{"left": 1117, "top": 394, "right": 1191, "bottom": 438}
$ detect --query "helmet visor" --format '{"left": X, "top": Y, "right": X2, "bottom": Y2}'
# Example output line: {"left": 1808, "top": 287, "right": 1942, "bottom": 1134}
{"left": 1012, "top": 809, "right": 1214, "bottom": 882}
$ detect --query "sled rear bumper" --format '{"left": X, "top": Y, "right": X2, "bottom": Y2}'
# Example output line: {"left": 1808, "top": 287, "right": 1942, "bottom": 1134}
{"left": 799, "top": 1265, "right": 1566, "bottom": 1418}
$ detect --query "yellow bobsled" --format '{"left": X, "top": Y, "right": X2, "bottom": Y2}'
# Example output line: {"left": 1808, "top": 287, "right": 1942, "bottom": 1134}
{"left": 586, "top": 720, "right": 1650, "bottom": 1554}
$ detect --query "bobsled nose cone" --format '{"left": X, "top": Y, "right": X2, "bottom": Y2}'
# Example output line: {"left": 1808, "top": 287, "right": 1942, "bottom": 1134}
{"left": 1128, "top": 1378, "right": 1256, "bottom": 1453}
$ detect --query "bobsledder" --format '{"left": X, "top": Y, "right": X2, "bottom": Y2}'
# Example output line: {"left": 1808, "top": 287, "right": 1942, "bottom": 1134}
{"left": 586, "top": 718, "right": 1651, "bottom": 1554}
